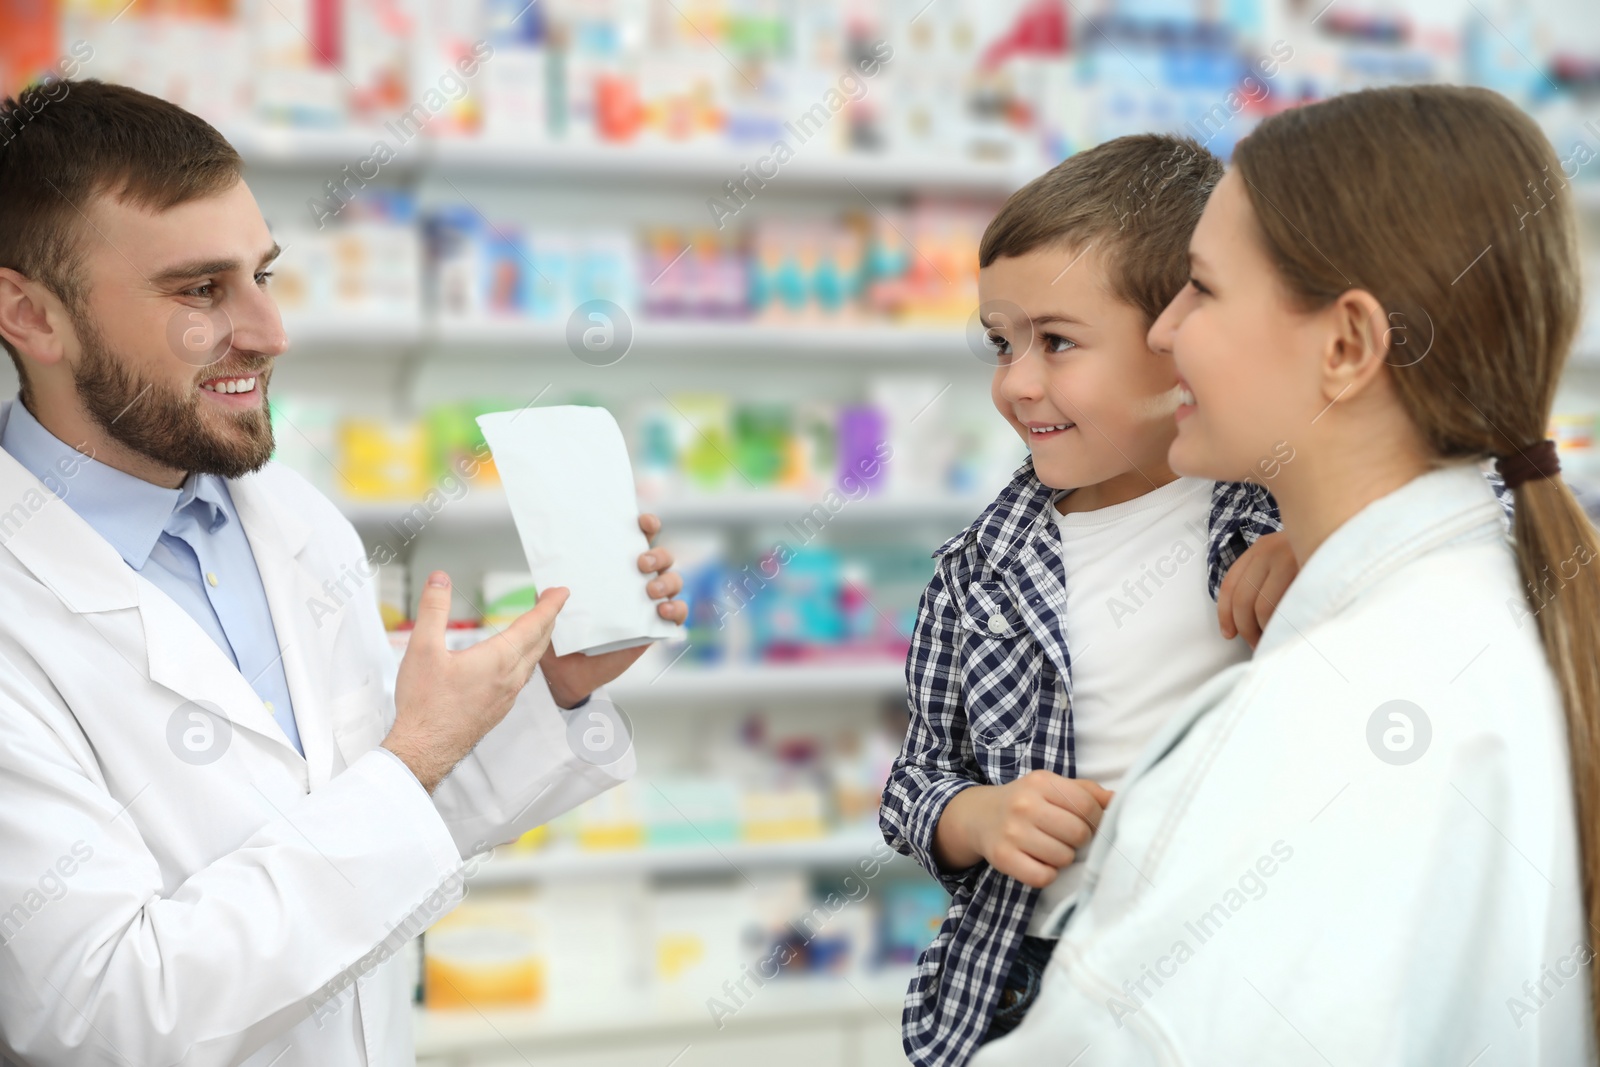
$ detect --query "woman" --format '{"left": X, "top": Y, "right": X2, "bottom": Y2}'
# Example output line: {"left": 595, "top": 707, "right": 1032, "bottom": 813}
{"left": 971, "top": 85, "right": 1599, "bottom": 1064}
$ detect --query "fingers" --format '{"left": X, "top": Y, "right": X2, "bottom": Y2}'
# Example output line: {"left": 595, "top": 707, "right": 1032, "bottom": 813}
{"left": 1080, "top": 780, "right": 1115, "bottom": 808}
{"left": 1229, "top": 548, "right": 1272, "bottom": 647}
{"left": 411, "top": 571, "right": 453, "bottom": 654}
{"left": 1035, "top": 790, "right": 1101, "bottom": 841}
{"left": 1012, "top": 825, "right": 1079, "bottom": 869}
{"left": 1232, "top": 585, "right": 1263, "bottom": 648}
{"left": 1216, "top": 554, "right": 1242, "bottom": 639}
{"left": 991, "top": 846, "right": 1065, "bottom": 890}
{"left": 639, "top": 546, "right": 675, "bottom": 575}
{"left": 1254, "top": 556, "right": 1296, "bottom": 635}
{"left": 647, "top": 571, "right": 683, "bottom": 599}
{"left": 500, "top": 586, "right": 570, "bottom": 662}
{"left": 638, "top": 512, "right": 661, "bottom": 541}
{"left": 1032, "top": 772, "right": 1108, "bottom": 821}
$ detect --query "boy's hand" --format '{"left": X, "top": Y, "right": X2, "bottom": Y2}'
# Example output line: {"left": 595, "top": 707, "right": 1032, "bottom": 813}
{"left": 1217, "top": 531, "right": 1298, "bottom": 649}
{"left": 933, "top": 770, "right": 1114, "bottom": 889}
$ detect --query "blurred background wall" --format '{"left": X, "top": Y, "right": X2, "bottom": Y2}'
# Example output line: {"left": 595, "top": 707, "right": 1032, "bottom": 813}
{"left": 3, "top": 1, "right": 1599, "bottom": 1064}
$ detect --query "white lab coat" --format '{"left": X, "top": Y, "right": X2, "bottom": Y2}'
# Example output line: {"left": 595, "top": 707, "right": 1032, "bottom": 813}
{"left": 0, "top": 400, "right": 634, "bottom": 1066}
{"left": 971, "top": 462, "right": 1595, "bottom": 1066}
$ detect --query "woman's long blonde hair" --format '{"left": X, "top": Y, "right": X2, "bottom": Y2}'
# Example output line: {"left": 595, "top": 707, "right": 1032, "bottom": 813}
{"left": 1236, "top": 84, "right": 1600, "bottom": 1033}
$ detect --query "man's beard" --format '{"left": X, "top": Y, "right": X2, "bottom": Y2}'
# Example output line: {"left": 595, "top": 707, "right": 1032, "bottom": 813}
{"left": 72, "top": 315, "right": 275, "bottom": 480}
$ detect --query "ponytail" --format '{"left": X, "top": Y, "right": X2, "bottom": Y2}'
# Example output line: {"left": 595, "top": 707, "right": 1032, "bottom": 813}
{"left": 1510, "top": 472, "right": 1600, "bottom": 1037}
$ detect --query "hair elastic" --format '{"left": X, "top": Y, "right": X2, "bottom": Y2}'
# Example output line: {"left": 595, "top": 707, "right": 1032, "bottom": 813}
{"left": 1495, "top": 438, "right": 1561, "bottom": 489}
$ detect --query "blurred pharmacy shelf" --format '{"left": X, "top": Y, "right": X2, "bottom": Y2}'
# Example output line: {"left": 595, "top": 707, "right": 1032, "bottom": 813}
{"left": 282, "top": 312, "right": 425, "bottom": 349}
{"left": 468, "top": 825, "right": 900, "bottom": 886}
{"left": 429, "top": 138, "right": 1029, "bottom": 193}
{"left": 335, "top": 489, "right": 992, "bottom": 529}
{"left": 427, "top": 320, "right": 977, "bottom": 358}
{"left": 412, "top": 966, "right": 916, "bottom": 1064}
{"left": 391, "top": 630, "right": 911, "bottom": 700}
{"left": 280, "top": 315, "right": 980, "bottom": 359}
{"left": 229, "top": 124, "right": 1029, "bottom": 194}
{"left": 607, "top": 660, "right": 908, "bottom": 702}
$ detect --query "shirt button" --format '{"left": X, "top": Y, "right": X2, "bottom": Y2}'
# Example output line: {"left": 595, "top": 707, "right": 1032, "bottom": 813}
{"left": 206, "top": 572, "right": 219, "bottom": 587}
{"left": 987, "top": 613, "right": 1008, "bottom": 634}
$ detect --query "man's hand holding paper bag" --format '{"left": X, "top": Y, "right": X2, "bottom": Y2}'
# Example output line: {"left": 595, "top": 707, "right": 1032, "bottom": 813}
{"left": 538, "top": 510, "right": 686, "bottom": 708}
{"left": 477, "top": 406, "right": 687, "bottom": 701}
{"left": 381, "top": 406, "right": 684, "bottom": 792}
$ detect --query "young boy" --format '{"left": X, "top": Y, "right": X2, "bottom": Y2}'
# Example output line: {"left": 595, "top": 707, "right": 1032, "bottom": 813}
{"left": 877, "top": 134, "right": 1298, "bottom": 1067}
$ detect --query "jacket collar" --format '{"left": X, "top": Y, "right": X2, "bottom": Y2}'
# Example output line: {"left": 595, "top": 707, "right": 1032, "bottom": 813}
{"left": 0, "top": 399, "right": 324, "bottom": 774}
{"left": 1254, "top": 461, "right": 1506, "bottom": 657}
{"left": 935, "top": 454, "right": 1068, "bottom": 572}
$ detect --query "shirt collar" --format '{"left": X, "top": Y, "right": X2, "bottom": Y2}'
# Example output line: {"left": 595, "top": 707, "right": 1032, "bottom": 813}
{"left": 174, "top": 472, "right": 231, "bottom": 536}
{"left": 0, "top": 399, "right": 229, "bottom": 569}
{"left": 933, "top": 453, "right": 1066, "bottom": 567}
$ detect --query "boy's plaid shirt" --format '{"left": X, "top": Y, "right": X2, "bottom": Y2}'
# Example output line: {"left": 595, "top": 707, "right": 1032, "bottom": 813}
{"left": 877, "top": 457, "right": 1280, "bottom": 1066}
{"left": 879, "top": 456, "right": 1515, "bottom": 1067}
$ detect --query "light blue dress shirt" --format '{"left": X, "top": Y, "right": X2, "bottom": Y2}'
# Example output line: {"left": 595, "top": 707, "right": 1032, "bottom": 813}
{"left": 1, "top": 401, "right": 303, "bottom": 756}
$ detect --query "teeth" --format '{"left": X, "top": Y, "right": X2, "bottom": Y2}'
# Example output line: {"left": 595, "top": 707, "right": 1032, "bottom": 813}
{"left": 203, "top": 377, "right": 257, "bottom": 394}
{"left": 1137, "top": 384, "right": 1190, "bottom": 419}
{"left": 1029, "top": 423, "right": 1072, "bottom": 433}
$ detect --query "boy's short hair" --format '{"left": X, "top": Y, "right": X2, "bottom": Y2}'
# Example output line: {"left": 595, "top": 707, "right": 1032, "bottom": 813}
{"left": 0, "top": 80, "right": 241, "bottom": 396}
{"left": 979, "top": 134, "right": 1222, "bottom": 324}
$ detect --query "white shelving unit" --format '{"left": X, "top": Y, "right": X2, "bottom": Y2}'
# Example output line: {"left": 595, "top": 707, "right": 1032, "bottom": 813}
{"left": 227, "top": 123, "right": 1030, "bottom": 194}
{"left": 413, "top": 966, "right": 915, "bottom": 1067}
{"left": 609, "top": 659, "right": 908, "bottom": 702}
{"left": 280, "top": 314, "right": 981, "bottom": 360}
{"left": 335, "top": 488, "right": 991, "bottom": 529}
{"left": 468, "top": 826, "right": 899, "bottom": 885}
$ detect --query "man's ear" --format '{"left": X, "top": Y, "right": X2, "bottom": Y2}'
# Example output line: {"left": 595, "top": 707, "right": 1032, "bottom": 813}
{"left": 0, "top": 267, "right": 74, "bottom": 372}
{"left": 1318, "top": 288, "right": 1391, "bottom": 404}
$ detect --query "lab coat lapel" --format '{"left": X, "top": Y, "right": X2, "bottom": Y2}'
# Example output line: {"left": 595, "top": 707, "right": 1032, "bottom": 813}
{"left": 141, "top": 585, "right": 306, "bottom": 758}
{"left": 226, "top": 473, "right": 341, "bottom": 790}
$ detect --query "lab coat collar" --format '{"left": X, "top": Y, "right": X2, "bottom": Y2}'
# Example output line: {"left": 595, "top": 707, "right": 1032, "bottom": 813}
{"left": 0, "top": 400, "right": 325, "bottom": 775}
{"left": 1253, "top": 461, "right": 1505, "bottom": 657}
{"left": 0, "top": 397, "right": 183, "bottom": 569}
{"left": 0, "top": 401, "right": 141, "bottom": 613}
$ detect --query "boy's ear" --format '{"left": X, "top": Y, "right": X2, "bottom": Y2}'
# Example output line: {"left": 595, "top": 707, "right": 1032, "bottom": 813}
{"left": 1319, "top": 288, "right": 1390, "bottom": 404}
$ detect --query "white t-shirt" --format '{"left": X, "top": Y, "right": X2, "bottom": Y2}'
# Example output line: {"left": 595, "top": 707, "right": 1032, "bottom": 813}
{"left": 1026, "top": 475, "right": 1252, "bottom": 935}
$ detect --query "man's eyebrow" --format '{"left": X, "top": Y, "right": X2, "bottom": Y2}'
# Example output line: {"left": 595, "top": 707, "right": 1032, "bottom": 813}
{"left": 149, "top": 243, "right": 282, "bottom": 288}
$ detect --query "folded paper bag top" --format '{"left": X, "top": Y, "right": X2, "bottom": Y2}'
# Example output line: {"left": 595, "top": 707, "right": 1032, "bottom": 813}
{"left": 476, "top": 406, "right": 680, "bottom": 657}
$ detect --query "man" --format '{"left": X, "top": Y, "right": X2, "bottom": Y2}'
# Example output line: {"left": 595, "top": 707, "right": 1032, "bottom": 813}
{"left": 0, "top": 79, "right": 686, "bottom": 1065}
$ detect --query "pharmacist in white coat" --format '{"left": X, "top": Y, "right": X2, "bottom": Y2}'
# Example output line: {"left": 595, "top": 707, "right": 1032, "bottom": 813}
{"left": 0, "top": 81, "right": 685, "bottom": 1065}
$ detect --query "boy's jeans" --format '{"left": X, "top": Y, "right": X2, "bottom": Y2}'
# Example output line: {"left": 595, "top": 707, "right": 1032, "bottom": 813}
{"left": 980, "top": 936, "right": 1058, "bottom": 1043}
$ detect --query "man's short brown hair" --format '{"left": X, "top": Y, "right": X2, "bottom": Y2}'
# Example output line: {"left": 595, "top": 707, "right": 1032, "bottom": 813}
{"left": 979, "top": 134, "right": 1222, "bottom": 324}
{"left": 0, "top": 79, "right": 242, "bottom": 395}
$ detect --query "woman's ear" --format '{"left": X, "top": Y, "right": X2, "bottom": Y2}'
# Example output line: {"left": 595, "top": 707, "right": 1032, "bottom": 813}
{"left": 1318, "top": 288, "right": 1391, "bottom": 404}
